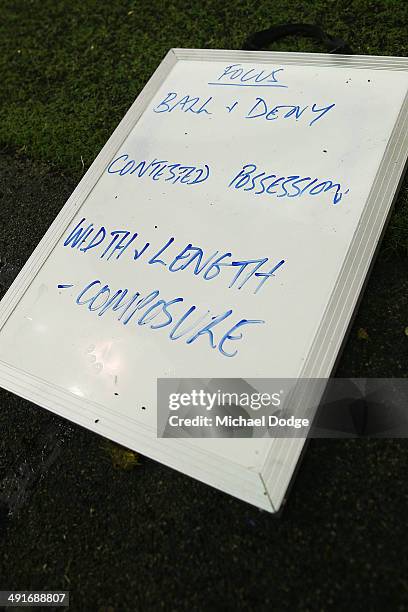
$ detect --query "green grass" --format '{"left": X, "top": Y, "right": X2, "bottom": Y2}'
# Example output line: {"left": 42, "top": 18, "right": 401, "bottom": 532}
{"left": 0, "top": 0, "right": 407, "bottom": 254}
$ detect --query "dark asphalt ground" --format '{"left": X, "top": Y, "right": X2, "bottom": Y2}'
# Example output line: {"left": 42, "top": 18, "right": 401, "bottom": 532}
{"left": 0, "top": 150, "right": 407, "bottom": 611}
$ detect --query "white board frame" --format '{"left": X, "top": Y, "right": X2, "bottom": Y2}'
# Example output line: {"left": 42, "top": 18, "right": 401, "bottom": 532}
{"left": 0, "top": 49, "right": 407, "bottom": 513}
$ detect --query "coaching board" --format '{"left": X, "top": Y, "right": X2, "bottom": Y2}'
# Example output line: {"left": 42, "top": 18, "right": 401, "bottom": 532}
{"left": 0, "top": 49, "right": 407, "bottom": 512}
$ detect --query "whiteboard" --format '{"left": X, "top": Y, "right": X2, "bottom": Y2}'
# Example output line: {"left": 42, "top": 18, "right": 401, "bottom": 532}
{"left": 0, "top": 49, "right": 407, "bottom": 512}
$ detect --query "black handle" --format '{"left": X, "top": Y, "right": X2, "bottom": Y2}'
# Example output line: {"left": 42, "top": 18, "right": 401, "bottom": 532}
{"left": 243, "top": 23, "right": 353, "bottom": 54}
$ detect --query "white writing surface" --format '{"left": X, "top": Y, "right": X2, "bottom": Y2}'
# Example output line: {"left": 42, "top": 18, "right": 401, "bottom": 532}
{"left": 0, "top": 50, "right": 407, "bottom": 510}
